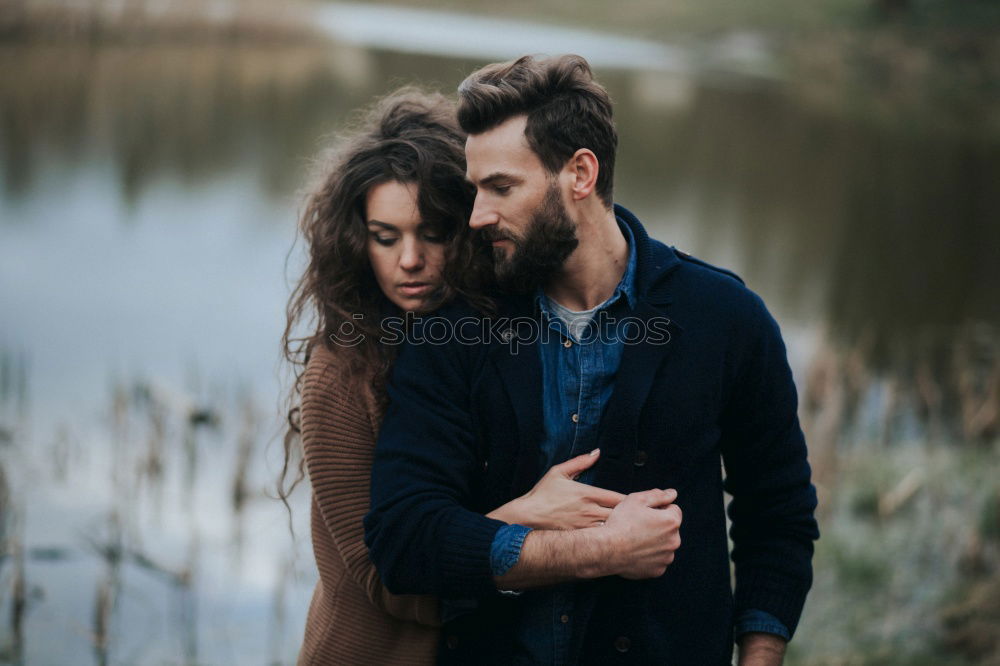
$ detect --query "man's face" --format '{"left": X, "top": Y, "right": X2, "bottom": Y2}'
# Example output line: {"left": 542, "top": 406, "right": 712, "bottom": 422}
{"left": 465, "top": 115, "right": 578, "bottom": 292}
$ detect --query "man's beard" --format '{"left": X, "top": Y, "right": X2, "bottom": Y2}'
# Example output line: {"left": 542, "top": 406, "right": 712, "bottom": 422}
{"left": 484, "top": 183, "right": 579, "bottom": 294}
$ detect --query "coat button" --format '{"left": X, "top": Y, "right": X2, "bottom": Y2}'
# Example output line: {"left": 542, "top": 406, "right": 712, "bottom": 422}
{"left": 633, "top": 450, "right": 647, "bottom": 467}
{"left": 614, "top": 636, "right": 630, "bottom": 653}
{"left": 446, "top": 635, "right": 459, "bottom": 650}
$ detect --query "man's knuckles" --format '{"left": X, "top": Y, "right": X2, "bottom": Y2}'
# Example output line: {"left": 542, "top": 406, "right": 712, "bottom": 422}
{"left": 664, "top": 505, "right": 682, "bottom": 528}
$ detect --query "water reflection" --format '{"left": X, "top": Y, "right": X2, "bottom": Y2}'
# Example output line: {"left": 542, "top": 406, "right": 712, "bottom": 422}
{"left": 4, "top": 42, "right": 997, "bottom": 350}
{"left": 6, "top": 44, "right": 354, "bottom": 202}
{"left": 612, "top": 82, "right": 1000, "bottom": 356}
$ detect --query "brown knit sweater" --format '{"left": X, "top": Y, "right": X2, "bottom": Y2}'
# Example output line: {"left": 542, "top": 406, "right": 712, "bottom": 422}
{"left": 297, "top": 343, "right": 439, "bottom": 666}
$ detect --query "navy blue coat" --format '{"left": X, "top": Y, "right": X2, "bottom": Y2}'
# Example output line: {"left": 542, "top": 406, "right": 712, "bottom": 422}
{"left": 365, "top": 205, "right": 819, "bottom": 665}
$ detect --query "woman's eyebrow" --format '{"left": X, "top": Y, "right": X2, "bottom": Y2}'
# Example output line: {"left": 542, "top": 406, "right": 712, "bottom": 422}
{"left": 365, "top": 220, "right": 399, "bottom": 231}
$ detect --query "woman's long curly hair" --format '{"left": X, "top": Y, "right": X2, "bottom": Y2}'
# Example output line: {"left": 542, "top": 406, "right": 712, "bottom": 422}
{"left": 278, "top": 88, "right": 493, "bottom": 506}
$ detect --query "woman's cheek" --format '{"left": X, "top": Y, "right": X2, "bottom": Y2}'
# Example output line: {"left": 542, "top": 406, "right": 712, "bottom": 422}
{"left": 428, "top": 246, "right": 447, "bottom": 280}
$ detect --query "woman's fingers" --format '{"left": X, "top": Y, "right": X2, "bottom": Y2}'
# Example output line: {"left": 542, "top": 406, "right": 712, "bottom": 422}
{"left": 588, "top": 486, "right": 626, "bottom": 508}
{"left": 593, "top": 506, "right": 613, "bottom": 522}
{"left": 631, "top": 488, "right": 678, "bottom": 508}
{"left": 553, "top": 477, "right": 625, "bottom": 508}
{"left": 552, "top": 448, "right": 601, "bottom": 480}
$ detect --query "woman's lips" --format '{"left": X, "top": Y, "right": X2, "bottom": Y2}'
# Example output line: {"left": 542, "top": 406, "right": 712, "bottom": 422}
{"left": 398, "top": 282, "right": 433, "bottom": 297}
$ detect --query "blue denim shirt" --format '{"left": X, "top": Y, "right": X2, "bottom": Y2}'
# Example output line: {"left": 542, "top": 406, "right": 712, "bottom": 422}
{"left": 488, "top": 217, "right": 788, "bottom": 662}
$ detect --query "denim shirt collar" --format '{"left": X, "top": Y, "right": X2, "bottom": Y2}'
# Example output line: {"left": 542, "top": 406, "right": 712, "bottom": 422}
{"left": 535, "top": 212, "right": 638, "bottom": 317}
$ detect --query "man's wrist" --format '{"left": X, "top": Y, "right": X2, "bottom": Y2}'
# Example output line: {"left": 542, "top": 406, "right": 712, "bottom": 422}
{"left": 737, "top": 632, "right": 786, "bottom": 666}
{"left": 577, "top": 526, "right": 618, "bottom": 579}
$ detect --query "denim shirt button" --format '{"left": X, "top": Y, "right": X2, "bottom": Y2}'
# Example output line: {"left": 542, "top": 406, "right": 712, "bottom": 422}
{"left": 614, "top": 636, "right": 630, "bottom": 653}
{"left": 560, "top": 614, "right": 570, "bottom": 624}
{"left": 633, "top": 450, "right": 647, "bottom": 467}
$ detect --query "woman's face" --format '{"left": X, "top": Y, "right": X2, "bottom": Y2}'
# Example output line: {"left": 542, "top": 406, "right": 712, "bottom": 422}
{"left": 365, "top": 180, "right": 448, "bottom": 313}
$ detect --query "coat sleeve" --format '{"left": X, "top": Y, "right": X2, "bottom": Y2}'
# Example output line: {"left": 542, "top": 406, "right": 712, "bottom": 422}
{"left": 300, "top": 354, "right": 440, "bottom": 626}
{"left": 364, "top": 321, "right": 506, "bottom": 600}
{"left": 719, "top": 290, "right": 820, "bottom": 639}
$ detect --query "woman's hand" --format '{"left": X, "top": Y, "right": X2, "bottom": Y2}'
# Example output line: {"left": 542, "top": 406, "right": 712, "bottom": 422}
{"left": 486, "top": 449, "right": 625, "bottom": 530}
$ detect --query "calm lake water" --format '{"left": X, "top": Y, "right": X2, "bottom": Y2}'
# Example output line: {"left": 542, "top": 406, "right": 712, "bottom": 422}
{"left": 1, "top": 11, "right": 998, "bottom": 665}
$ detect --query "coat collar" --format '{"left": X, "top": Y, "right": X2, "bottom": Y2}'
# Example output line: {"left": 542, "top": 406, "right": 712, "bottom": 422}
{"left": 614, "top": 203, "right": 682, "bottom": 308}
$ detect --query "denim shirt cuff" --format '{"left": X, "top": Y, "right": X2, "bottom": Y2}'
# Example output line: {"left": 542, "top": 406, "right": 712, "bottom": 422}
{"left": 733, "top": 609, "right": 791, "bottom": 641}
{"left": 489, "top": 524, "right": 532, "bottom": 577}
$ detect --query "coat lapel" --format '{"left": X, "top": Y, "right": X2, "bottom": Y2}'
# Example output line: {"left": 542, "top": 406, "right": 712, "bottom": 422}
{"left": 587, "top": 205, "right": 685, "bottom": 491}
{"left": 592, "top": 299, "right": 681, "bottom": 492}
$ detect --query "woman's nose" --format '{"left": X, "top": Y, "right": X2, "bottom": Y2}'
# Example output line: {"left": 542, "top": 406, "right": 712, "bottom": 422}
{"left": 399, "top": 240, "right": 425, "bottom": 271}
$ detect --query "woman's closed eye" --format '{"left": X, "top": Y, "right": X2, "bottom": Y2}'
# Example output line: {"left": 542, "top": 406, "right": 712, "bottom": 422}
{"left": 371, "top": 232, "right": 398, "bottom": 246}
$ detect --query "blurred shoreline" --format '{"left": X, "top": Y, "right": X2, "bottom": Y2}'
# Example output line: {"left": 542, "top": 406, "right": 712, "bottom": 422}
{"left": 0, "top": 0, "right": 324, "bottom": 44}
{"left": 2, "top": 0, "right": 998, "bottom": 137}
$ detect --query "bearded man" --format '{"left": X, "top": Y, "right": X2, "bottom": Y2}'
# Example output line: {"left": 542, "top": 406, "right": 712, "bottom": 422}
{"left": 365, "top": 54, "right": 819, "bottom": 666}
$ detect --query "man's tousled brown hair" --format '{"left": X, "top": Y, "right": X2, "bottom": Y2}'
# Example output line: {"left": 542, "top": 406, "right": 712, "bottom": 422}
{"left": 457, "top": 54, "right": 617, "bottom": 207}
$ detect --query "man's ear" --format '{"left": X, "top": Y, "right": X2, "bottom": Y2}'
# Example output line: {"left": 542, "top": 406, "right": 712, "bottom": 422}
{"left": 565, "top": 149, "right": 599, "bottom": 201}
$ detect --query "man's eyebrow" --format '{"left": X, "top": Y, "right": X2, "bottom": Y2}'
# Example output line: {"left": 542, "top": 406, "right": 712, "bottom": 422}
{"left": 470, "top": 172, "right": 523, "bottom": 187}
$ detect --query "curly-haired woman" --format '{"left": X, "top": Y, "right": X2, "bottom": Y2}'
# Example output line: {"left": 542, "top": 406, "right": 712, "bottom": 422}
{"left": 281, "top": 88, "right": 620, "bottom": 665}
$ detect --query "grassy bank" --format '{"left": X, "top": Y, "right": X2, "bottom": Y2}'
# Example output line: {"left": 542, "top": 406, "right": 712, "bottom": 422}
{"left": 793, "top": 442, "right": 1000, "bottom": 664}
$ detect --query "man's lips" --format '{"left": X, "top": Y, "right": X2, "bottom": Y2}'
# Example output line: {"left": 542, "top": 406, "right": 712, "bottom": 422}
{"left": 483, "top": 230, "right": 513, "bottom": 246}
{"left": 487, "top": 234, "right": 514, "bottom": 247}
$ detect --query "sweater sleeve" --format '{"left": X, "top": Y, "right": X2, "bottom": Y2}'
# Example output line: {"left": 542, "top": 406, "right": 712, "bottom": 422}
{"left": 720, "top": 291, "right": 820, "bottom": 639}
{"left": 300, "top": 352, "right": 440, "bottom": 627}
{"left": 364, "top": 319, "right": 507, "bottom": 600}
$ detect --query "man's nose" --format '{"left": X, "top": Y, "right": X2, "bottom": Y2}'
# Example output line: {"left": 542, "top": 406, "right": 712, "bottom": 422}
{"left": 469, "top": 194, "right": 497, "bottom": 230}
{"left": 399, "top": 239, "right": 425, "bottom": 271}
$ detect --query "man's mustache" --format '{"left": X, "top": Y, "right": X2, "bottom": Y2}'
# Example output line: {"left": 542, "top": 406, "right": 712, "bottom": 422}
{"left": 481, "top": 228, "right": 516, "bottom": 244}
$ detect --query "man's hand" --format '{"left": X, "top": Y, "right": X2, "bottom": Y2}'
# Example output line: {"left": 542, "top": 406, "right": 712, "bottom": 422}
{"left": 602, "top": 488, "right": 682, "bottom": 579}
{"left": 492, "top": 487, "right": 682, "bottom": 589}
{"left": 487, "top": 449, "right": 625, "bottom": 530}
{"left": 737, "top": 633, "right": 786, "bottom": 666}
